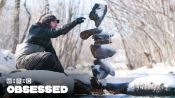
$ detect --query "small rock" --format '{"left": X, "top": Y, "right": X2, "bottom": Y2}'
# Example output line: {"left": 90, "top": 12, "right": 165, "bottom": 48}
{"left": 92, "top": 32, "right": 114, "bottom": 40}
{"left": 94, "top": 38, "right": 112, "bottom": 45}
{"left": 93, "top": 32, "right": 114, "bottom": 45}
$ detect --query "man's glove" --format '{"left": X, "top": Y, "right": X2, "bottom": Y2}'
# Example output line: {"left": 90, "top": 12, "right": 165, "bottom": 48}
{"left": 76, "top": 17, "right": 86, "bottom": 24}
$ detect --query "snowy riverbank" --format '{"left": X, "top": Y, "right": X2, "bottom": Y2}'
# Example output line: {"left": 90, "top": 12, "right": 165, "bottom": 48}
{"left": 0, "top": 49, "right": 175, "bottom": 96}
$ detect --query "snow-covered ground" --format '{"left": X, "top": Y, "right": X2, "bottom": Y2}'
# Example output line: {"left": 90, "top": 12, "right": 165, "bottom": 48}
{"left": 0, "top": 49, "right": 16, "bottom": 72}
{"left": 127, "top": 74, "right": 175, "bottom": 95}
{"left": 1, "top": 48, "right": 175, "bottom": 77}
{"left": 1, "top": 49, "right": 175, "bottom": 96}
{"left": 1, "top": 48, "right": 175, "bottom": 74}
{"left": 112, "top": 63, "right": 175, "bottom": 78}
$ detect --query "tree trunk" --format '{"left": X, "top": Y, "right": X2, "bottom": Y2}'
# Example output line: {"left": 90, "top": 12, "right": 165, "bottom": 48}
{"left": 12, "top": 0, "right": 20, "bottom": 53}
{"left": 0, "top": 0, "right": 5, "bottom": 12}
{"left": 20, "top": 0, "right": 31, "bottom": 43}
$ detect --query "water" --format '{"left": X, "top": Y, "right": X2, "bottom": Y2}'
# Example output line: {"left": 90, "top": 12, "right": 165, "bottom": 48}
{"left": 72, "top": 94, "right": 175, "bottom": 98}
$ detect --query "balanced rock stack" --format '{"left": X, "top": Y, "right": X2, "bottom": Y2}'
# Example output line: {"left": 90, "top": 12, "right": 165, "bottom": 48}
{"left": 80, "top": 3, "right": 116, "bottom": 79}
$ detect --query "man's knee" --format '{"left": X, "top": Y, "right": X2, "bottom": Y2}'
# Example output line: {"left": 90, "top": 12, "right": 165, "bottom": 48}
{"left": 41, "top": 52, "right": 64, "bottom": 72}
{"left": 43, "top": 52, "right": 55, "bottom": 60}
{"left": 44, "top": 52, "right": 53, "bottom": 58}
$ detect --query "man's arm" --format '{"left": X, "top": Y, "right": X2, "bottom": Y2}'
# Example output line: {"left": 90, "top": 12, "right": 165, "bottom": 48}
{"left": 46, "top": 17, "right": 85, "bottom": 38}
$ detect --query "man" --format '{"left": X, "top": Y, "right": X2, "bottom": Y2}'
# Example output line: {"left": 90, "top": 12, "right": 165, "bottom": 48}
{"left": 15, "top": 15, "right": 85, "bottom": 73}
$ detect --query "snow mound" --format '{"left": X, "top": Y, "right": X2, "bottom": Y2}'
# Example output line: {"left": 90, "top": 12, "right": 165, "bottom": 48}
{"left": 0, "top": 49, "right": 16, "bottom": 72}
{"left": 115, "top": 63, "right": 175, "bottom": 78}
{"left": 127, "top": 74, "right": 175, "bottom": 96}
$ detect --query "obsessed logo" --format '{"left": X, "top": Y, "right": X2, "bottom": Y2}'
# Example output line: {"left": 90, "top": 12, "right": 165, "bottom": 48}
{"left": 7, "top": 85, "right": 68, "bottom": 94}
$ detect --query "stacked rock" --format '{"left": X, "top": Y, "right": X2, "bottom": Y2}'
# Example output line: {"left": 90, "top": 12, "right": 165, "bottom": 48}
{"left": 80, "top": 3, "right": 116, "bottom": 79}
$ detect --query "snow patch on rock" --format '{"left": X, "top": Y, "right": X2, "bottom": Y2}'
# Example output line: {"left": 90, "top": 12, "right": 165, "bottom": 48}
{"left": 127, "top": 74, "right": 175, "bottom": 95}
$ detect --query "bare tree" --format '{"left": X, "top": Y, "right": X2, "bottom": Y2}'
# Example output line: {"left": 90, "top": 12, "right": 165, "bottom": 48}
{"left": 37, "top": 0, "right": 51, "bottom": 23}
{"left": 107, "top": 0, "right": 175, "bottom": 69}
{"left": 20, "top": 0, "right": 31, "bottom": 43}
{"left": 53, "top": 0, "right": 87, "bottom": 69}
{"left": 12, "top": 0, "right": 20, "bottom": 53}
{"left": 0, "top": 0, "right": 5, "bottom": 13}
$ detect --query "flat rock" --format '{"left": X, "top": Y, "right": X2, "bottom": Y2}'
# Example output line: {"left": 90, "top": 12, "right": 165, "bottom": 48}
{"left": 0, "top": 70, "right": 74, "bottom": 95}
{"left": 80, "top": 28, "right": 102, "bottom": 40}
{"left": 94, "top": 38, "right": 112, "bottom": 45}
{"left": 93, "top": 32, "right": 114, "bottom": 45}
{"left": 92, "top": 32, "right": 114, "bottom": 40}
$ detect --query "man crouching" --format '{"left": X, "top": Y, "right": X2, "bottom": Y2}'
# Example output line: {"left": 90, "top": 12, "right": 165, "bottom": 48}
{"left": 15, "top": 15, "right": 85, "bottom": 73}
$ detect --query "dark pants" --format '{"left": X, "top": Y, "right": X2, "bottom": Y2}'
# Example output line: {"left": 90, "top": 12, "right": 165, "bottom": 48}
{"left": 16, "top": 52, "right": 64, "bottom": 73}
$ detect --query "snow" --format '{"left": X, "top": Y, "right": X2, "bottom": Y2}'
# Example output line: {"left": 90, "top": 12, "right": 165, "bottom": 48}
{"left": 0, "top": 49, "right": 16, "bottom": 72}
{"left": 94, "top": 0, "right": 107, "bottom": 5}
{"left": 0, "top": 49, "right": 175, "bottom": 96}
{"left": 101, "top": 62, "right": 175, "bottom": 79}
{"left": 127, "top": 74, "right": 175, "bottom": 95}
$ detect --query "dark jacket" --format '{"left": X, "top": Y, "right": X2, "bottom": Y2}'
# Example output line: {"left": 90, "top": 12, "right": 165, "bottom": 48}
{"left": 23, "top": 20, "right": 79, "bottom": 56}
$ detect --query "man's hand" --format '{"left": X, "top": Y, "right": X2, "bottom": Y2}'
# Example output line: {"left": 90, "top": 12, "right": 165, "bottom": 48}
{"left": 76, "top": 17, "right": 86, "bottom": 24}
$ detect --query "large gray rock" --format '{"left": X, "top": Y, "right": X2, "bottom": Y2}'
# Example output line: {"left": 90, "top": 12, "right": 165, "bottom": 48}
{"left": 0, "top": 70, "right": 74, "bottom": 95}
{"left": 89, "top": 3, "right": 107, "bottom": 27}
{"left": 68, "top": 73, "right": 91, "bottom": 87}
{"left": 90, "top": 44, "right": 116, "bottom": 59}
